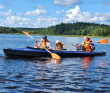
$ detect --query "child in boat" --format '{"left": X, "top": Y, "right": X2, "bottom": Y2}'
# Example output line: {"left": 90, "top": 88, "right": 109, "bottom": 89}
{"left": 35, "top": 36, "right": 52, "bottom": 50}
{"left": 75, "top": 36, "right": 95, "bottom": 51}
{"left": 55, "top": 40, "right": 64, "bottom": 50}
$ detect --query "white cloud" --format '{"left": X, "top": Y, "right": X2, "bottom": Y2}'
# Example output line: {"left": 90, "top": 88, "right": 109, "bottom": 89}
{"left": 83, "top": 11, "right": 92, "bottom": 18}
{"left": 6, "top": 16, "right": 31, "bottom": 22}
{"left": 66, "top": 5, "right": 81, "bottom": 16}
{"left": 0, "top": 15, "right": 58, "bottom": 28}
{"left": 62, "top": 5, "right": 110, "bottom": 23}
{"left": 0, "top": 19, "right": 5, "bottom": 26}
{"left": 56, "top": 11, "right": 61, "bottom": 14}
{"left": 37, "top": 5, "right": 46, "bottom": 9}
{"left": 56, "top": 10, "right": 64, "bottom": 14}
{"left": 25, "top": 9, "right": 47, "bottom": 16}
{"left": 33, "top": 5, "right": 46, "bottom": 9}
{"left": 54, "top": 0, "right": 81, "bottom": 6}
{"left": 94, "top": 12, "right": 110, "bottom": 17}
{"left": 0, "top": 4, "right": 4, "bottom": 9}
{"left": 1, "top": 5, "right": 110, "bottom": 28}
{"left": 94, "top": 12, "right": 110, "bottom": 21}
{"left": 33, "top": 16, "right": 58, "bottom": 27}
{"left": 2, "top": 16, "right": 31, "bottom": 27}
{"left": 0, "top": 9, "right": 12, "bottom": 16}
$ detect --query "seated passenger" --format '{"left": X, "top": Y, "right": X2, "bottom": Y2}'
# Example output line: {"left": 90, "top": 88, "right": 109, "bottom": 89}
{"left": 55, "top": 40, "right": 64, "bottom": 50}
{"left": 35, "top": 36, "right": 52, "bottom": 50}
{"left": 75, "top": 36, "right": 95, "bottom": 52}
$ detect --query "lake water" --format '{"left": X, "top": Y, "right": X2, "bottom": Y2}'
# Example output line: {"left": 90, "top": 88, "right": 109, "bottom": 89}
{"left": 0, "top": 34, "right": 110, "bottom": 93}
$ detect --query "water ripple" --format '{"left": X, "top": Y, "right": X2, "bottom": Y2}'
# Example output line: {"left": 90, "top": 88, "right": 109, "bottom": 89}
{"left": 0, "top": 34, "right": 110, "bottom": 92}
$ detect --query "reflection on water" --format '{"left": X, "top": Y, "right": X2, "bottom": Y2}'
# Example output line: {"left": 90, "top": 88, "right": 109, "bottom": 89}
{"left": 81, "top": 56, "right": 93, "bottom": 69}
{"left": 0, "top": 34, "right": 110, "bottom": 92}
{"left": 50, "top": 58, "right": 61, "bottom": 64}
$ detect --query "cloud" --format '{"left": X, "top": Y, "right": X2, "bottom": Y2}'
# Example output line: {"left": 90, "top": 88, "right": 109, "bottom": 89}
{"left": 25, "top": 9, "right": 47, "bottom": 16}
{"left": 0, "top": 19, "right": 5, "bottom": 26}
{"left": 6, "top": 16, "right": 31, "bottom": 22}
{"left": 54, "top": 0, "right": 82, "bottom": 7}
{"left": 32, "top": 5, "right": 46, "bottom": 9}
{"left": 37, "top": 5, "right": 46, "bottom": 9}
{"left": 0, "top": 4, "right": 4, "bottom": 9}
{"left": 0, "top": 15, "right": 58, "bottom": 28}
{"left": 32, "top": 16, "right": 58, "bottom": 27}
{"left": 94, "top": 12, "right": 110, "bottom": 21}
{"left": 56, "top": 10, "right": 64, "bottom": 14}
{"left": 56, "top": 11, "right": 61, "bottom": 14}
{"left": 1, "top": 16, "right": 31, "bottom": 27}
{"left": 1, "top": 4, "right": 110, "bottom": 28}
{"left": 62, "top": 5, "right": 110, "bottom": 23}
{"left": 0, "top": 9, "right": 13, "bottom": 17}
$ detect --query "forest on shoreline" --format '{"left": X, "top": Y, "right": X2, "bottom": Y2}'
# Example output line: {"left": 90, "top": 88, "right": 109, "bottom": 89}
{"left": 0, "top": 22, "right": 110, "bottom": 36}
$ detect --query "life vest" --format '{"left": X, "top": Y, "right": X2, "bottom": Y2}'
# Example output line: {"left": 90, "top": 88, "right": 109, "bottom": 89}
{"left": 55, "top": 43, "right": 64, "bottom": 50}
{"left": 40, "top": 41, "right": 47, "bottom": 49}
{"left": 81, "top": 40, "right": 93, "bottom": 52}
{"left": 39, "top": 38, "right": 50, "bottom": 49}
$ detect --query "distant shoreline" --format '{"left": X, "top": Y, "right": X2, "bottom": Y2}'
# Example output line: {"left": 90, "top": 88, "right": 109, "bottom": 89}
{"left": 0, "top": 33, "right": 110, "bottom": 38}
{"left": 58, "top": 35, "right": 110, "bottom": 38}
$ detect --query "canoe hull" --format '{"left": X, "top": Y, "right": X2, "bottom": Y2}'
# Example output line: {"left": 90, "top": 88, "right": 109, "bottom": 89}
{"left": 3, "top": 47, "right": 106, "bottom": 58}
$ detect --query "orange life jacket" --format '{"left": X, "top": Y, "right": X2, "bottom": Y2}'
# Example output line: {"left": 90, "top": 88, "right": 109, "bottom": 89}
{"left": 40, "top": 41, "right": 47, "bottom": 49}
{"left": 40, "top": 39, "right": 50, "bottom": 49}
{"left": 55, "top": 43, "right": 64, "bottom": 50}
{"left": 81, "top": 40, "right": 93, "bottom": 52}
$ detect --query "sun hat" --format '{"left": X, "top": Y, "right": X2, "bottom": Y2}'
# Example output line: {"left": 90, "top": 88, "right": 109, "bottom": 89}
{"left": 56, "top": 40, "right": 61, "bottom": 44}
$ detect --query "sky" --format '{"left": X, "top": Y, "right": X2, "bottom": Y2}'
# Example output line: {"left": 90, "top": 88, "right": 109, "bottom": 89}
{"left": 0, "top": 0, "right": 110, "bottom": 28}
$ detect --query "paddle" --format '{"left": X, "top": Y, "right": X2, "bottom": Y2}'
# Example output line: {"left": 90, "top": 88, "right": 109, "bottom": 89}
{"left": 97, "top": 39, "right": 108, "bottom": 44}
{"left": 63, "top": 39, "right": 108, "bottom": 47}
{"left": 22, "top": 31, "right": 61, "bottom": 60}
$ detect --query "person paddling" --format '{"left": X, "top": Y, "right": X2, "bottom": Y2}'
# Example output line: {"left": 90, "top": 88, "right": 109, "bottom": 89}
{"left": 75, "top": 36, "right": 95, "bottom": 51}
{"left": 55, "top": 40, "right": 64, "bottom": 50}
{"left": 35, "top": 36, "right": 52, "bottom": 50}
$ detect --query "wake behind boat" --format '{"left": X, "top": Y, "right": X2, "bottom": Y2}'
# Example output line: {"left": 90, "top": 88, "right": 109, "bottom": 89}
{"left": 3, "top": 46, "right": 106, "bottom": 58}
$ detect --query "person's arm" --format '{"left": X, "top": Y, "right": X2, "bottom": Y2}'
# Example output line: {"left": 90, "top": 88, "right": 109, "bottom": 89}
{"left": 74, "top": 44, "right": 79, "bottom": 49}
{"left": 34, "top": 40, "right": 40, "bottom": 48}
{"left": 90, "top": 43, "right": 95, "bottom": 50}
{"left": 47, "top": 42, "right": 53, "bottom": 50}
{"left": 48, "top": 43, "right": 52, "bottom": 50}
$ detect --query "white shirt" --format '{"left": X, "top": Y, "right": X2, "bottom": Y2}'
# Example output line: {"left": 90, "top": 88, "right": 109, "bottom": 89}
{"left": 46, "top": 42, "right": 50, "bottom": 48}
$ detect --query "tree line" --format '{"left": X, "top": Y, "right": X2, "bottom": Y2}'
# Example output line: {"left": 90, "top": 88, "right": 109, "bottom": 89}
{"left": 0, "top": 27, "right": 22, "bottom": 34}
{"left": 37, "top": 22, "right": 110, "bottom": 36}
{"left": 0, "top": 22, "right": 110, "bottom": 36}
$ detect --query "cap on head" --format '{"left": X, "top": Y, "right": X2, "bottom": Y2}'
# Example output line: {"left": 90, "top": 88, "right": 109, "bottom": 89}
{"left": 42, "top": 36, "right": 47, "bottom": 39}
{"left": 56, "top": 40, "right": 60, "bottom": 44}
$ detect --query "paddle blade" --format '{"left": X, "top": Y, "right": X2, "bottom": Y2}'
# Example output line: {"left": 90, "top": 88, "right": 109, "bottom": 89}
{"left": 22, "top": 31, "right": 30, "bottom": 36}
{"left": 51, "top": 53, "right": 61, "bottom": 60}
{"left": 97, "top": 39, "right": 108, "bottom": 44}
{"left": 63, "top": 45, "right": 67, "bottom": 47}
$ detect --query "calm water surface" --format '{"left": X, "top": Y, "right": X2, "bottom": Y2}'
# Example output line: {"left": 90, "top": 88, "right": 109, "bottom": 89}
{"left": 0, "top": 34, "right": 110, "bottom": 93}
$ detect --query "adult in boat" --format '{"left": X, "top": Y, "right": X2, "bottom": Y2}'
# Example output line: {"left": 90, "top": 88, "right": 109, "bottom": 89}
{"left": 55, "top": 40, "right": 64, "bottom": 50}
{"left": 35, "top": 36, "right": 52, "bottom": 50}
{"left": 75, "top": 36, "right": 95, "bottom": 52}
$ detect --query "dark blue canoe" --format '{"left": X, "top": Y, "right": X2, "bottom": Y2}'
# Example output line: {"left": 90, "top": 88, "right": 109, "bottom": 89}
{"left": 3, "top": 46, "right": 106, "bottom": 58}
